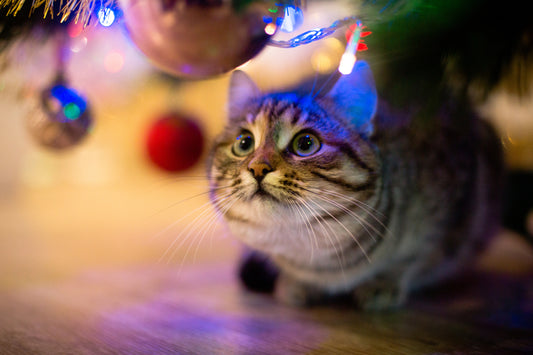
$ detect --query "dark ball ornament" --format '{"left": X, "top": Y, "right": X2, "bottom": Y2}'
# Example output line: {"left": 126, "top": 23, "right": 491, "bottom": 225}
{"left": 26, "top": 82, "right": 92, "bottom": 150}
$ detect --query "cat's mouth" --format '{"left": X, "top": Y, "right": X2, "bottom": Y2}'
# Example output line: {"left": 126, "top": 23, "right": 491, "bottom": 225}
{"left": 250, "top": 185, "right": 278, "bottom": 202}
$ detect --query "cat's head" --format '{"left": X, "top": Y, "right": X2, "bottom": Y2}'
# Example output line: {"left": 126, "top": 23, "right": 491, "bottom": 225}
{"left": 208, "top": 62, "right": 379, "bottom": 255}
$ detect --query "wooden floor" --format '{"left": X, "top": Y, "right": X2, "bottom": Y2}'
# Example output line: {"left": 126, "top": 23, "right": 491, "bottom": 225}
{"left": 0, "top": 184, "right": 532, "bottom": 354}
{"left": 0, "top": 232, "right": 532, "bottom": 354}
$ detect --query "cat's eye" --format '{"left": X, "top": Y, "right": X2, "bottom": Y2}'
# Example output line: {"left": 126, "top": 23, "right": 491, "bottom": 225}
{"left": 232, "top": 131, "right": 255, "bottom": 157}
{"left": 291, "top": 132, "right": 321, "bottom": 157}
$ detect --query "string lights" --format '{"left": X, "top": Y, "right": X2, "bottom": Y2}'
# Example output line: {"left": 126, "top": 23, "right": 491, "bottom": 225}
{"left": 269, "top": 16, "right": 369, "bottom": 75}
{"left": 1, "top": 0, "right": 370, "bottom": 76}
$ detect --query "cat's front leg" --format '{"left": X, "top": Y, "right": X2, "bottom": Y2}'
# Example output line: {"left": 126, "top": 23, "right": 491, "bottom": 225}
{"left": 352, "top": 275, "right": 407, "bottom": 311}
{"left": 274, "top": 273, "right": 329, "bottom": 307}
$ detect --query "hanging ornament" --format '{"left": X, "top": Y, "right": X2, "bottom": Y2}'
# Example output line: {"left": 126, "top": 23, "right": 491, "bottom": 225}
{"left": 118, "top": 0, "right": 285, "bottom": 78}
{"left": 146, "top": 113, "right": 204, "bottom": 172}
{"left": 26, "top": 78, "right": 93, "bottom": 150}
{"left": 23, "top": 31, "right": 93, "bottom": 151}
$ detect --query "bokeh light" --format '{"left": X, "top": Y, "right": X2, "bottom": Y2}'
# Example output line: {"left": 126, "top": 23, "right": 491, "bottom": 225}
{"left": 280, "top": 6, "right": 304, "bottom": 33}
{"left": 338, "top": 53, "right": 356, "bottom": 75}
{"left": 104, "top": 51, "right": 125, "bottom": 73}
{"left": 50, "top": 85, "right": 87, "bottom": 117}
{"left": 264, "top": 23, "right": 277, "bottom": 36}
{"left": 70, "top": 36, "right": 88, "bottom": 53}
{"left": 68, "top": 22, "right": 84, "bottom": 38}
{"left": 63, "top": 103, "right": 82, "bottom": 120}
{"left": 98, "top": 7, "right": 116, "bottom": 27}
{"left": 311, "top": 38, "right": 344, "bottom": 74}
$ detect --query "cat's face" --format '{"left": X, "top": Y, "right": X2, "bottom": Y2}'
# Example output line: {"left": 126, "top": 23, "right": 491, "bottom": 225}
{"left": 208, "top": 63, "right": 379, "bottom": 259}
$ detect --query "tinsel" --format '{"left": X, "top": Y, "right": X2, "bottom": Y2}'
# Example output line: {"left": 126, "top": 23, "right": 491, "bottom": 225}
{"left": 0, "top": 0, "right": 116, "bottom": 24}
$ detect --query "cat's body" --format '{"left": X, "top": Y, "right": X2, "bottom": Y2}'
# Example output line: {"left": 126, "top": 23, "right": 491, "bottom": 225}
{"left": 207, "top": 62, "right": 503, "bottom": 310}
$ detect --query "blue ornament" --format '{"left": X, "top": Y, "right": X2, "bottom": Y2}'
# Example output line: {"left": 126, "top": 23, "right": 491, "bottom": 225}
{"left": 27, "top": 80, "right": 92, "bottom": 150}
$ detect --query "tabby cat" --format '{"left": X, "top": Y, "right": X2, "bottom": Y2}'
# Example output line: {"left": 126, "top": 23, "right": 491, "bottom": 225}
{"left": 207, "top": 61, "right": 503, "bottom": 310}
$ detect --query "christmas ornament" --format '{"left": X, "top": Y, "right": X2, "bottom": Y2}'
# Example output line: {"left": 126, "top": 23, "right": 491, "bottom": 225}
{"left": 119, "top": 0, "right": 284, "bottom": 78}
{"left": 26, "top": 79, "right": 93, "bottom": 150}
{"left": 146, "top": 113, "right": 204, "bottom": 172}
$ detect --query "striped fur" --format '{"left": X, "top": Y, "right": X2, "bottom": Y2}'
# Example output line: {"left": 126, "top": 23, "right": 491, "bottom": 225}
{"left": 207, "top": 68, "right": 503, "bottom": 310}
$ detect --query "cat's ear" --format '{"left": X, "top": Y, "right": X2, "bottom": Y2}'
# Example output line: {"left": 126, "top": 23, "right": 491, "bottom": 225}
{"left": 327, "top": 61, "right": 377, "bottom": 137}
{"left": 228, "top": 70, "right": 260, "bottom": 118}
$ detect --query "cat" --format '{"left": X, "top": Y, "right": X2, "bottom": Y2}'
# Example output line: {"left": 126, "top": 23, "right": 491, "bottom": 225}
{"left": 206, "top": 60, "right": 503, "bottom": 310}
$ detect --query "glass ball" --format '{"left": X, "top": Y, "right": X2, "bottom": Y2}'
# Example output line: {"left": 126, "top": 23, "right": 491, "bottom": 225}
{"left": 26, "top": 83, "right": 92, "bottom": 150}
{"left": 119, "top": 0, "right": 283, "bottom": 78}
{"left": 145, "top": 113, "right": 204, "bottom": 172}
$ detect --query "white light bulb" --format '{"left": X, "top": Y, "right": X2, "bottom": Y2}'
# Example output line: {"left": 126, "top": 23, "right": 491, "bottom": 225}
{"left": 338, "top": 53, "right": 356, "bottom": 75}
{"left": 98, "top": 7, "right": 115, "bottom": 27}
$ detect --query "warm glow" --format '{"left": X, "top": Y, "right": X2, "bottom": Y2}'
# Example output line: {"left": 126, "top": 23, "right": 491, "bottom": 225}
{"left": 68, "top": 22, "right": 84, "bottom": 38}
{"left": 312, "top": 52, "right": 333, "bottom": 74}
{"left": 104, "top": 51, "right": 125, "bottom": 73}
{"left": 264, "top": 23, "right": 277, "bottom": 36}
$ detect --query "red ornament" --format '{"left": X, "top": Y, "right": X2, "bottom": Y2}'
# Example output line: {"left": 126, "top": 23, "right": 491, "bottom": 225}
{"left": 146, "top": 113, "right": 204, "bottom": 172}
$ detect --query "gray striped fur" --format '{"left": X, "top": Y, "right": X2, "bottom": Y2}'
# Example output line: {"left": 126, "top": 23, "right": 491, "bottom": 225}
{"left": 207, "top": 68, "right": 503, "bottom": 310}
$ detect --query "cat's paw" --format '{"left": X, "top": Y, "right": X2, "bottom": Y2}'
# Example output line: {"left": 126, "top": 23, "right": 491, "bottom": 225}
{"left": 274, "top": 274, "right": 310, "bottom": 307}
{"left": 274, "top": 274, "right": 328, "bottom": 307}
{"left": 353, "top": 282, "right": 406, "bottom": 311}
{"left": 238, "top": 250, "right": 279, "bottom": 293}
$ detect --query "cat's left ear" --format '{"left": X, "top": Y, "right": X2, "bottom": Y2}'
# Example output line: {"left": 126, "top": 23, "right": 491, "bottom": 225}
{"left": 228, "top": 70, "right": 260, "bottom": 119}
{"left": 327, "top": 61, "right": 377, "bottom": 137}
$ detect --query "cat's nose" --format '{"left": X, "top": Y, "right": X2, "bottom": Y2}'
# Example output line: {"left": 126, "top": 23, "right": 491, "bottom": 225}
{"left": 248, "top": 161, "right": 273, "bottom": 182}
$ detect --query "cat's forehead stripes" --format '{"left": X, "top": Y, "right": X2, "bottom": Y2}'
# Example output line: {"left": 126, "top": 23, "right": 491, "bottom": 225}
{"left": 248, "top": 98, "right": 310, "bottom": 149}
{"left": 258, "top": 96, "right": 351, "bottom": 138}
{"left": 256, "top": 97, "right": 327, "bottom": 130}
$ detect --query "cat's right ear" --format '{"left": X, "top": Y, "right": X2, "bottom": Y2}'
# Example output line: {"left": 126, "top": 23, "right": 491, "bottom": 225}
{"left": 228, "top": 70, "right": 260, "bottom": 119}
{"left": 327, "top": 61, "right": 377, "bottom": 138}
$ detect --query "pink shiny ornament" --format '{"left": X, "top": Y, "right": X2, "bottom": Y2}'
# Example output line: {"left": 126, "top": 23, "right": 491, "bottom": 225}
{"left": 119, "top": 0, "right": 281, "bottom": 78}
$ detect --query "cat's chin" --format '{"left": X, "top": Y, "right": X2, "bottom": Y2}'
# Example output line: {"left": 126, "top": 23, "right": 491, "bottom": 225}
{"left": 250, "top": 188, "right": 278, "bottom": 201}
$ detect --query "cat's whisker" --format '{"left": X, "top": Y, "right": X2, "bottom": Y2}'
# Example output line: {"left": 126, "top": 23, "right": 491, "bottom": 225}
{"left": 151, "top": 184, "right": 235, "bottom": 218}
{"left": 303, "top": 186, "right": 390, "bottom": 238}
{"left": 287, "top": 201, "right": 316, "bottom": 262}
{"left": 150, "top": 188, "right": 234, "bottom": 243}
{"left": 150, "top": 199, "right": 213, "bottom": 243}
{"left": 168, "top": 182, "right": 255, "bottom": 267}
{"left": 309, "top": 70, "right": 320, "bottom": 98}
{"left": 301, "top": 194, "right": 371, "bottom": 263}
{"left": 293, "top": 195, "right": 347, "bottom": 268}
{"left": 318, "top": 188, "right": 386, "bottom": 219}
{"left": 308, "top": 192, "right": 386, "bottom": 243}
{"left": 288, "top": 202, "right": 320, "bottom": 260}
{"left": 303, "top": 197, "right": 352, "bottom": 285}
{"left": 157, "top": 190, "right": 234, "bottom": 263}
{"left": 164, "top": 197, "right": 232, "bottom": 270}
{"left": 304, "top": 185, "right": 386, "bottom": 220}
{"left": 288, "top": 199, "right": 318, "bottom": 262}
{"left": 312, "top": 70, "right": 341, "bottom": 99}
{"left": 146, "top": 174, "right": 209, "bottom": 193}
{"left": 190, "top": 191, "right": 242, "bottom": 265}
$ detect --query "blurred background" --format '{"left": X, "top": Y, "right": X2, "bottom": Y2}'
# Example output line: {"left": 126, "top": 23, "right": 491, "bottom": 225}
{"left": 0, "top": 1, "right": 365, "bottom": 290}
{"left": 0, "top": 0, "right": 532, "bottom": 293}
